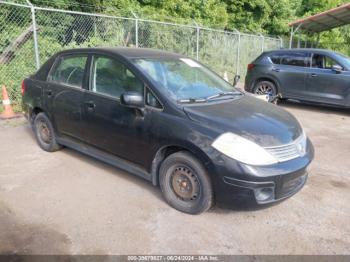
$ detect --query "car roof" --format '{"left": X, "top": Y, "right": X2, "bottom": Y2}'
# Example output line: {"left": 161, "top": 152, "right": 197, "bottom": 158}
{"left": 264, "top": 48, "right": 338, "bottom": 55}
{"left": 56, "top": 47, "right": 185, "bottom": 59}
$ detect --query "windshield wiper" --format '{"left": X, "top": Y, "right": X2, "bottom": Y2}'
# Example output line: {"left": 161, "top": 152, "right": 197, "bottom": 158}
{"left": 206, "top": 91, "right": 241, "bottom": 100}
{"left": 178, "top": 91, "right": 242, "bottom": 103}
{"left": 177, "top": 98, "right": 207, "bottom": 103}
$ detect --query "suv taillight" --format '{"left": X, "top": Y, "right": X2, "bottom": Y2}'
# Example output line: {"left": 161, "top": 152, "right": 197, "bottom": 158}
{"left": 21, "top": 80, "right": 26, "bottom": 96}
{"left": 247, "top": 64, "right": 255, "bottom": 71}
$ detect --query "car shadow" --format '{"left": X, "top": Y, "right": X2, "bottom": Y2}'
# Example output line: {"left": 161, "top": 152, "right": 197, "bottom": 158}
{"left": 278, "top": 99, "right": 350, "bottom": 116}
{"left": 212, "top": 199, "right": 286, "bottom": 214}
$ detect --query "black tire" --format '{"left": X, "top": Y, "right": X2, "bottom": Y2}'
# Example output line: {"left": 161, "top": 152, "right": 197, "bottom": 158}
{"left": 253, "top": 80, "right": 277, "bottom": 96}
{"left": 33, "top": 112, "right": 62, "bottom": 152}
{"left": 159, "top": 151, "right": 213, "bottom": 214}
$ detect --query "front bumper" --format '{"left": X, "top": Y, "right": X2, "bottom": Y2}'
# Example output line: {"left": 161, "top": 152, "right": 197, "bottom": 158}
{"left": 223, "top": 171, "right": 308, "bottom": 205}
{"left": 210, "top": 138, "right": 314, "bottom": 207}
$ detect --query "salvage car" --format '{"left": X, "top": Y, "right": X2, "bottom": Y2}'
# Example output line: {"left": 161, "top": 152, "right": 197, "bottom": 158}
{"left": 22, "top": 48, "right": 314, "bottom": 214}
{"left": 245, "top": 48, "right": 350, "bottom": 108}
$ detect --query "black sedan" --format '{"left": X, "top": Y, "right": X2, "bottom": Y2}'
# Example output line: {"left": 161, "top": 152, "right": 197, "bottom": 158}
{"left": 245, "top": 48, "right": 350, "bottom": 108}
{"left": 22, "top": 48, "right": 314, "bottom": 214}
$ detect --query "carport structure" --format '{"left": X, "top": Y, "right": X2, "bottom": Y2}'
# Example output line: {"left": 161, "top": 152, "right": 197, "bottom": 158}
{"left": 288, "top": 3, "right": 350, "bottom": 48}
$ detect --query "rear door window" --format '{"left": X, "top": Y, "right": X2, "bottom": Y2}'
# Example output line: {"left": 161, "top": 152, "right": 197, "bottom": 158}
{"left": 49, "top": 55, "right": 87, "bottom": 88}
{"left": 280, "top": 52, "right": 311, "bottom": 67}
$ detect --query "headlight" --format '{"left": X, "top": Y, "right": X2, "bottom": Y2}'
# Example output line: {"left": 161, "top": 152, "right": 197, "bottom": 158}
{"left": 211, "top": 132, "right": 278, "bottom": 166}
{"left": 296, "top": 130, "right": 307, "bottom": 157}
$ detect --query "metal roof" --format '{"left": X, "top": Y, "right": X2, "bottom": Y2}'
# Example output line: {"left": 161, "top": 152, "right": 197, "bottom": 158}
{"left": 289, "top": 3, "right": 350, "bottom": 33}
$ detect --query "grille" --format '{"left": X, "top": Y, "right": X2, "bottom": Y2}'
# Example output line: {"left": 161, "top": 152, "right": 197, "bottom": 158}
{"left": 279, "top": 174, "right": 307, "bottom": 198}
{"left": 264, "top": 133, "right": 306, "bottom": 162}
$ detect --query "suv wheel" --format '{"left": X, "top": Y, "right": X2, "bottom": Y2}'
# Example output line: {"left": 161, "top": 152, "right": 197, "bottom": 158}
{"left": 33, "top": 112, "right": 62, "bottom": 152}
{"left": 253, "top": 80, "right": 277, "bottom": 96}
{"left": 159, "top": 151, "right": 213, "bottom": 214}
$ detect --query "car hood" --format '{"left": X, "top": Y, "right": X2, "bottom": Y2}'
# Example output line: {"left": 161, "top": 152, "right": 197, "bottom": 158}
{"left": 183, "top": 95, "right": 303, "bottom": 147}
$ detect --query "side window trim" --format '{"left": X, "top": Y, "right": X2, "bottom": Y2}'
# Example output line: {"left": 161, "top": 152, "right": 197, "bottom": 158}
{"left": 47, "top": 53, "right": 88, "bottom": 89}
{"left": 311, "top": 53, "right": 322, "bottom": 69}
{"left": 145, "top": 85, "right": 164, "bottom": 110}
{"left": 306, "top": 52, "right": 312, "bottom": 68}
{"left": 47, "top": 56, "right": 62, "bottom": 82}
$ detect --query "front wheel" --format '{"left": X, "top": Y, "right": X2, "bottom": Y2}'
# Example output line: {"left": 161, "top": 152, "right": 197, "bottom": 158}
{"left": 159, "top": 151, "right": 213, "bottom": 214}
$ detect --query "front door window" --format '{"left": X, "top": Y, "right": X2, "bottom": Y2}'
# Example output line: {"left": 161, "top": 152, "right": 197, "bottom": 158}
{"left": 312, "top": 54, "right": 341, "bottom": 69}
{"left": 91, "top": 56, "right": 143, "bottom": 98}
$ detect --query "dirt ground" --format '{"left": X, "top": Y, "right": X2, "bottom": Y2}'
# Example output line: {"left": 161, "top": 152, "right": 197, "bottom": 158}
{"left": 0, "top": 101, "right": 349, "bottom": 255}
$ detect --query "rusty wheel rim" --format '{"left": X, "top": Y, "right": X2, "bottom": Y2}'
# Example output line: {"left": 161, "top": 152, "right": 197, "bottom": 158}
{"left": 171, "top": 166, "right": 200, "bottom": 201}
{"left": 37, "top": 120, "right": 51, "bottom": 144}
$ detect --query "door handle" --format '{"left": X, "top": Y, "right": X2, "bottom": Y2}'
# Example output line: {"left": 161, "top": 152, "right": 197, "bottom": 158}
{"left": 311, "top": 73, "right": 317, "bottom": 77}
{"left": 272, "top": 68, "right": 280, "bottom": 72}
{"left": 45, "top": 89, "right": 53, "bottom": 97}
{"left": 84, "top": 101, "right": 96, "bottom": 112}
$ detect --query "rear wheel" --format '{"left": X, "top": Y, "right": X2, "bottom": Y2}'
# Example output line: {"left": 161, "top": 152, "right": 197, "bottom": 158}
{"left": 159, "top": 151, "right": 213, "bottom": 214}
{"left": 33, "top": 112, "right": 62, "bottom": 152}
{"left": 253, "top": 80, "right": 277, "bottom": 96}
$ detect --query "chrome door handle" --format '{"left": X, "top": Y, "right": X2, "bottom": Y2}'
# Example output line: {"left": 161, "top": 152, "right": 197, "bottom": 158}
{"left": 84, "top": 101, "right": 96, "bottom": 112}
{"left": 272, "top": 68, "right": 280, "bottom": 72}
{"left": 311, "top": 73, "right": 317, "bottom": 77}
{"left": 45, "top": 89, "right": 53, "bottom": 97}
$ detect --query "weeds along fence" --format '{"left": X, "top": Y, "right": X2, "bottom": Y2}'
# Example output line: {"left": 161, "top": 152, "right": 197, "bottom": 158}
{"left": 0, "top": 1, "right": 282, "bottom": 111}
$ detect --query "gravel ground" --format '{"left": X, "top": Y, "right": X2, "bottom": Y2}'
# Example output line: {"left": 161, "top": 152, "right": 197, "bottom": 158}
{"left": 0, "top": 101, "right": 349, "bottom": 255}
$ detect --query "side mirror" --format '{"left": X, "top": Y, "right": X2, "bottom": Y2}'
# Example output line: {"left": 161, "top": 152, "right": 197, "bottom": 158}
{"left": 332, "top": 64, "right": 342, "bottom": 73}
{"left": 120, "top": 91, "right": 144, "bottom": 108}
{"left": 233, "top": 75, "right": 240, "bottom": 87}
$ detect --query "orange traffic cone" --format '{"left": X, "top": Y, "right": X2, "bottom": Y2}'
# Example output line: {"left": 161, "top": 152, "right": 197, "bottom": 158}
{"left": 0, "top": 85, "right": 18, "bottom": 119}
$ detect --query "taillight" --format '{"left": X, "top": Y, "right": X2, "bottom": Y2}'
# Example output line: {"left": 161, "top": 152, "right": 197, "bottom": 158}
{"left": 247, "top": 63, "right": 255, "bottom": 71}
{"left": 21, "top": 80, "right": 26, "bottom": 96}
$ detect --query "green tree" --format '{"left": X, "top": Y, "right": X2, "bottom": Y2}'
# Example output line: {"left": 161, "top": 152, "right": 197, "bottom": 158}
{"left": 223, "top": 0, "right": 301, "bottom": 34}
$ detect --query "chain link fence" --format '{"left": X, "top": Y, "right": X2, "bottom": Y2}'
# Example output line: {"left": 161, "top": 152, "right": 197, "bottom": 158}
{"left": 0, "top": 1, "right": 282, "bottom": 112}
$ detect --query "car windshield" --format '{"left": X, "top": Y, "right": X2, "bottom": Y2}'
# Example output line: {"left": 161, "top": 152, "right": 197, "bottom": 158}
{"left": 133, "top": 57, "right": 240, "bottom": 102}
